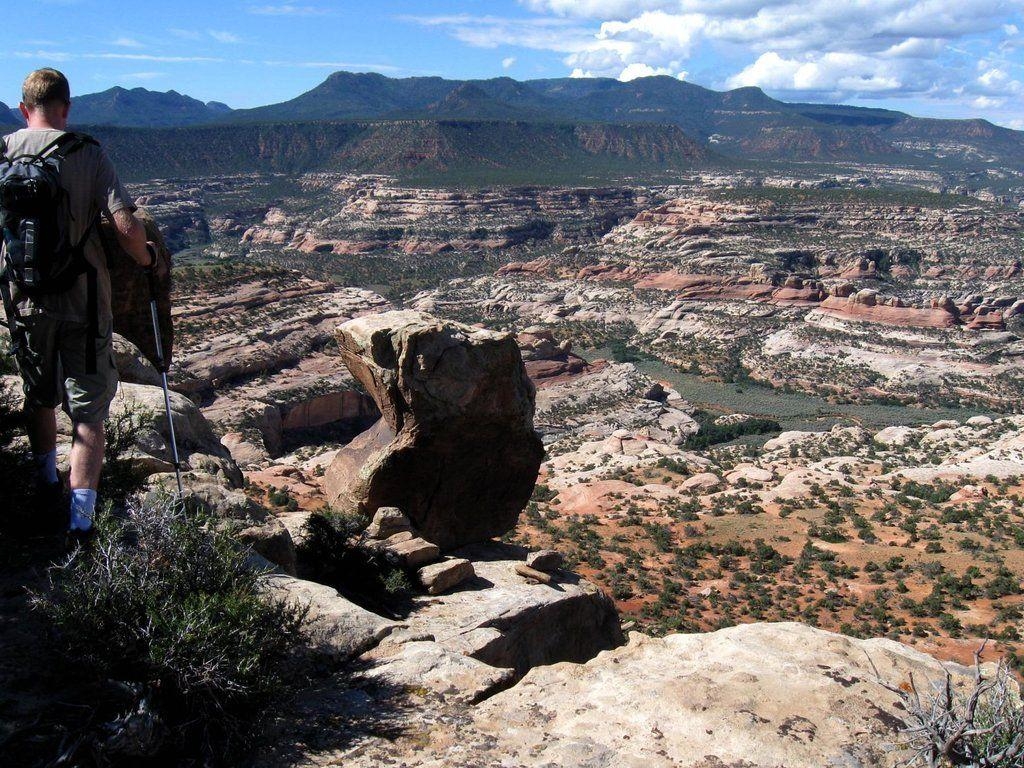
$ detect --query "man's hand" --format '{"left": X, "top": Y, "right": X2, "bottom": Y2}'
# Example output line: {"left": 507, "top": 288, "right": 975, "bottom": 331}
{"left": 144, "top": 241, "right": 169, "bottom": 281}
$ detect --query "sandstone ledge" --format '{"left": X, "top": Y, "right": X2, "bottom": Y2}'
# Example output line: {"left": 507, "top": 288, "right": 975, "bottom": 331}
{"left": 277, "top": 622, "right": 987, "bottom": 768}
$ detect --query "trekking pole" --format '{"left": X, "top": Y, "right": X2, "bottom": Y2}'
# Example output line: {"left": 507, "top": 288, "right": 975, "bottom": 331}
{"left": 145, "top": 243, "right": 184, "bottom": 497}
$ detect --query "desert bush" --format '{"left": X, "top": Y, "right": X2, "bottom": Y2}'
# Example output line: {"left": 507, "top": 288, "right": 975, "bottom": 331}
{"left": 298, "top": 509, "right": 414, "bottom": 614}
{"left": 31, "top": 500, "right": 307, "bottom": 764}
{"left": 101, "top": 399, "right": 155, "bottom": 511}
{"left": 880, "top": 644, "right": 1024, "bottom": 767}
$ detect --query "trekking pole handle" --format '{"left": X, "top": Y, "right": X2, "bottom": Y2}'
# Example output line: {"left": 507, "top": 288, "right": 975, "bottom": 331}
{"left": 144, "top": 243, "right": 159, "bottom": 290}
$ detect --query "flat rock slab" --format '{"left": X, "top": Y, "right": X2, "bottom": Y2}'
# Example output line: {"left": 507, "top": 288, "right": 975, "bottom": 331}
{"left": 384, "top": 535, "right": 440, "bottom": 568}
{"left": 267, "top": 622, "right": 978, "bottom": 768}
{"left": 418, "top": 557, "right": 475, "bottom": 595}
{"left": 360, "top": 640, "right": 514, "bottom": 704}
{"left": 395, "top": 542, "right": 623, "bottom": 676}
{"left": 262, "top": 573, "right": 400, "bottom": 661}
{"left": 464, "top": 622, "right": 969, "bottom": 768}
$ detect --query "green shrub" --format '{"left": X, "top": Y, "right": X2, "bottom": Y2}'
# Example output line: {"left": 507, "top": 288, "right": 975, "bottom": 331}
{"left": 31, "top": 500, "right": 307, "bottom": 763}
{"left": 298, "top": 510, "right": 414, "bottom": 614}
{"left": 101, "top": 400, "right": 155, "bottom": 511}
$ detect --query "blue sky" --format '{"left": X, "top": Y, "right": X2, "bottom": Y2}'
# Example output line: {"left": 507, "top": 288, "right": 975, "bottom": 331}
{"left": 4, "top": 1, "right": 1024, "bottom": 128}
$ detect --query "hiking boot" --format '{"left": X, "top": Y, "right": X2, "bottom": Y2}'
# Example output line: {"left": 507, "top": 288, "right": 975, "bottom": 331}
{"left": 65, "top": 526, "right": 97, "bottom": 552}
{"left": 37, "top": 480, "right": 68, "bottom": 534}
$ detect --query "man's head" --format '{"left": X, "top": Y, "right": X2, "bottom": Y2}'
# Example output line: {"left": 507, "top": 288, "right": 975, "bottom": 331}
{"left": 19, "top": 68, "right": 71, "bottom": 129}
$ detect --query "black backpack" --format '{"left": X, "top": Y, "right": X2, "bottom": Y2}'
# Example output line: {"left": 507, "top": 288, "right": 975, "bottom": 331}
{"left": 0, "top": 132, "right": 101, "bottom": 365}
{"left": 0, "top": 132, "right": 98, "bottom": 294}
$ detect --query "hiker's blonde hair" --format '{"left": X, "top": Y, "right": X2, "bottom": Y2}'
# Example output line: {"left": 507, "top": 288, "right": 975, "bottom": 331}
{"left": 22, "top": 68, "right": 71, "bottom": 108}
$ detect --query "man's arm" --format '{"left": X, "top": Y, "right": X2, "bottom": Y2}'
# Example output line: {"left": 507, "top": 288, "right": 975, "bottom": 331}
{"left": 92, "top": 144, "right": 159, "bottom": 271}
{"left": 110, "top": 208, "right": 155, "bottom": 268}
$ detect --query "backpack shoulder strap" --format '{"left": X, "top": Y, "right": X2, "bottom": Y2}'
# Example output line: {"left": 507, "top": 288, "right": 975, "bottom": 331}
{"left": 68, "top": 131, "right": 99, "bottom": 148}
{"left": 44, "top": 132, "right": 96, "bottom": 161}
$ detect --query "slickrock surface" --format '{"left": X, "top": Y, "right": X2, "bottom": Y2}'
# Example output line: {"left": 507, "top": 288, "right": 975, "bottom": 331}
{"left": 325, "top": 311, "right": 545, "bottom": 550}
{"left": 454, "top": 622, "right": 965, "bottom": 768}
{"left": 264, "top": 622, "right": 979, "bottom": 768}
{"left": 173, "top": 277, "right": 388, "bottom": 395}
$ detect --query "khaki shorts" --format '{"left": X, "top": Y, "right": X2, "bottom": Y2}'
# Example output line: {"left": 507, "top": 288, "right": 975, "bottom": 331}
{"left": 15, "top": 313, "right": 118, "bottom": 424}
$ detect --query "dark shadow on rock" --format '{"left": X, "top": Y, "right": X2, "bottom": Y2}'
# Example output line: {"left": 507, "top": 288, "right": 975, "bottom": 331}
{"left": 451, "top": 540, "right": 529, "bottom": 562}
{"left": 247, "top": 656, "right": 416, "bottom": 768}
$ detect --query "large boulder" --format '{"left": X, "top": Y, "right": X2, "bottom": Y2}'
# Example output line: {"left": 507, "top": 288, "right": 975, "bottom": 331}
{"left": 325, "top": 311, "right": 544, "bottom": 550}
{"left": 101, "top": 207, "right": 173, "bottom": 371}
{"left": 109, "top": 382, "right": 242, "bottom": 488}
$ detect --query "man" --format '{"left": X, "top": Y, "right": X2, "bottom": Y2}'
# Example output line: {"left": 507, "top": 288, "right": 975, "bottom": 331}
{"left": 1, "top": 68, "right": 159, "bottom": 539}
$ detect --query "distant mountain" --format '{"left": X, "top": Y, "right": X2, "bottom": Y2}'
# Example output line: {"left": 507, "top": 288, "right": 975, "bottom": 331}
{"left": 66, "top": 71, "right": 1024, "bottom": 176}
{"left": 69, "top": 87, "right": 233, "bottom": 128}
{"left": 225, "top": 72, "right": 456, "bottom": 123}
{"left": 222, "top": 72, "right": 1024, "bottom": 167}
{"left": 91, "top": 119, "right": 712, "bottom": 184}
{"left": 1, "top": 102, "right": 20, "bottom": 127}
{"left": 420, "top": 83, "right": 545, "bottom": 120}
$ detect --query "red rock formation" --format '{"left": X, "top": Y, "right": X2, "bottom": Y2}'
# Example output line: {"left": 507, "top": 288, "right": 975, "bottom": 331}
{"left": 281, "top": 390, "right": 379, "bottom": 431}
{"left": 497, "top": 259, "right": 552, "bottom": 277}
{"left": 966, "top": 310, "right": 1006, "bottom": 331}
{"left": 517, "top": 328, "right": 590, "bottom": 385}
{"left": 816, "top": 295, "right": 957, "bottom": 329}
{"left": 632, "top": 272, "right": 825, "bottom": 304}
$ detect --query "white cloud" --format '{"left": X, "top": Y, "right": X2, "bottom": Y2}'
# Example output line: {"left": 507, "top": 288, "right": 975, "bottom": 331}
{"left": 85, "top": 53, "right": 224, "bottom": 63}
{"left": 727, "top": 51, "right": 908, "bottom": 96}
{"left": 260, "top": 59, "right": 402, "bottom": 71}
{"left": 247, "top": 4, "right": 328, "bottom": 16}
{"left": 120, "top": 71, "right": 164, "bottom": 81}
{"left": 617, "top": 61, "right": 676, "bottom": 80}
{"left": 169, "top": 28, "right": 243, "bottom": 43}
{"left": 881, "top": 37, "right": 944, "bottom": 58}
{"left": 112, "top": 36, "right": 143, "bottom": 49}
{"left": 502, "top": 56, "right": 517, "bottom": 69}
{"left": 523, "top": 0, "right": 699, "bottom": 18}
{"left": 169, "top": 28, "right": 203, "bottom": 41}
{"left": 208, "top": 30, "right": 241, "bottom": 44}
{"left": 401, "top": 15, "right": 594, "bottom": 52}
{"left": 973, "top": 95, "right": 1005, "bottom": 108}
{"left": 406, "top": 1, "right": 1024, "bottom": 121}
{"left": 5, "top": 49, "right": 73, "bottom": 61}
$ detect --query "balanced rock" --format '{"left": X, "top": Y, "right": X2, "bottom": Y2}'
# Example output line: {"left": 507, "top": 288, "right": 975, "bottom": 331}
{"left": 325, "top": 311, "right": 545, "bottom": 550}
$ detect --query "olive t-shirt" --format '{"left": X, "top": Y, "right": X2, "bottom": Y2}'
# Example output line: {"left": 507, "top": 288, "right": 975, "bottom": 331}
{"left": 1, "top": 128, "right": 135, "bottom": 322}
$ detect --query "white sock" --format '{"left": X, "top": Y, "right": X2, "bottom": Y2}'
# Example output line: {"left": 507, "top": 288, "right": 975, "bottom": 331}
{"left": 33, "top": 449, "right": 59, "bottom": 485}
{"left": 69, "top": 489, "right": 97, "bottom": 532}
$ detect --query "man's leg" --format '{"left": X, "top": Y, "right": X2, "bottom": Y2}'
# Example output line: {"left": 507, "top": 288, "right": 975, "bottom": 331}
{"left": 25, "top": 404, "right": 58, "bottom": 455}
{"left": 69, "top": 421, "right": 104, "bottom": 490}
{"left": 68, "top": 421, "right": 104, "bottom": 532}
{"left": 17, "top": 317, "right": 62, "bottom": 496}
{"left": 62, "top": 318, "right": 118, "bottom": 533}
{"left": 24, "top": 404, "right": 59, "bottom": 485}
